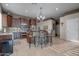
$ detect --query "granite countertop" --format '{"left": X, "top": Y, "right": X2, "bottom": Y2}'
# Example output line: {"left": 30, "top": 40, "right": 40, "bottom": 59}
{"left": 0, "top": 32, "right": 14, "bottom": 40}
{"left": 0, "top": 33, "right": 13, "bottom": 35}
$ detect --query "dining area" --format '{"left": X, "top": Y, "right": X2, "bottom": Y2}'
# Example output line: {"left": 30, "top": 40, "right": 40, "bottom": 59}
{"left": 26, "top": 30, "right": 53, "bottom": 48}
{"left": 25, "top": 19, "right": 55, "bottom": 48}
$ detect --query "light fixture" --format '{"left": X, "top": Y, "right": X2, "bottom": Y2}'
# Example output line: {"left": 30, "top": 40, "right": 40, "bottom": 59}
{"left": 5, "top": 4, "right": 9, "bottom": 6}
{"left": 56, "top": 8, "right": 59, "bottom": 11}
{"left": 37, "top": 7, "right": 45, "bottom": 21}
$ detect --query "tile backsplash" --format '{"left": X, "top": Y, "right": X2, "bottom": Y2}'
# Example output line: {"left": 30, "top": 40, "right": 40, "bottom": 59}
{"left": 7, "top": 27, "right": 21, "bottom": 32}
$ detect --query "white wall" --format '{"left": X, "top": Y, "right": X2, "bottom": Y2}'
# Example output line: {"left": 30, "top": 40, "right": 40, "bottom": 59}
{"left": 0, "top": 5, "right": 2, "bottom": 31}
{"left": 60, "top": 13, "right": 79, "bottom": 42}
{"left": 60, "top": 17, "right": 66, "bottom": 40}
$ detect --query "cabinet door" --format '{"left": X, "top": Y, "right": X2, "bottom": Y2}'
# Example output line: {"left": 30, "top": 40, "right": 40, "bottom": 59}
{"left": 12, "top": 18, "right": 21, "bottom": 27}
{"left": 2, "top": 14, "right": 7, "bottom": 27}
{"left": 2, "top": 40, "right": 13, "bottom": 55}
{"left": 7, "top": 15, "right": 12, "bottom": 27}
{"left": 0, "top": 43, "right": 3, "bottom": 54}
{"left": 12, "top": 18, "right": 16, "bottom": 27}
{"left": 30, "top": 19, "right": 36, "bottom": 25}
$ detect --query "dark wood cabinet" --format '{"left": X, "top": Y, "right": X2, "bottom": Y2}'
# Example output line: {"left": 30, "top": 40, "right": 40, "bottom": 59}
{"left": 12, "top": 18, "right": 21, "bottom": 27}
{"left": 0, "top": 35, "right": 12, "bottom": 42}
{"left": 0, "top": 43, "right": 2, "bottom": 54}
{"left": 2, "top": 14, "right": 37, "bottom": 27}
{"left": 25, "top": 19, "right": 29, "bottom": 25}
{"left": 29, "top": 19, "right": 36, "bottom": 26}
{"left": 2, "top": 14, "right": 12, "bottom": 27}
{"left": 0, "top": 35, "right": 12, "bottom": 56}
{"left": 12, "top": 17, "right": 29, "bottom": 27}
{"left": 7, "top": 15, "right": 12, "bottom": 27}
{"left": 20, "top": 18, "right": 29, "bottom": 25}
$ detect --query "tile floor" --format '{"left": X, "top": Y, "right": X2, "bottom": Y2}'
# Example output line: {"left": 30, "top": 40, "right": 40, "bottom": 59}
{"left": 11, "top": 37, "right": 79, "bottom": 56}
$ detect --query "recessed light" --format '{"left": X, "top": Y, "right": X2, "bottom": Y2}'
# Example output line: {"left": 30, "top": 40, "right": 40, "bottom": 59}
{"left": 56, "top": 8, "right": 59, "bottom": 11}
{"left": 25, "top": 10, "right": 28, "bottom": 12}
{"left": 5, "top": 4, "right": 9, "bottom": 6}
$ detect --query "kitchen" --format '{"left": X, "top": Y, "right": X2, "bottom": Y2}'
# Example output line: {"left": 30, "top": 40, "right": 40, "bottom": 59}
{"left": 1, "top": 3, "right": 79, "bottom": 56}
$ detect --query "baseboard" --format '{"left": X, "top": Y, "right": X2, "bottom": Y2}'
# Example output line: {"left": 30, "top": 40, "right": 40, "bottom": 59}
{"left": 68, "top": 39, "right": 79, "bottom": 43}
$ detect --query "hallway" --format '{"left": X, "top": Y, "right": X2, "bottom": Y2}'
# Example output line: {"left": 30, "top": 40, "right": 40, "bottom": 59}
{"left": 11, "top": 37, "right": 79, "bottom": 56}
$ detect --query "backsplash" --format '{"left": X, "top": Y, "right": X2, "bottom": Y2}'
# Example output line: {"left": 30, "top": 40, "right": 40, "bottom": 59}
{"left": 4, "top": 27, "right": 28, "bottom": 33}
{"left": 8, "top": 27, "right": 21, "bottom": 32}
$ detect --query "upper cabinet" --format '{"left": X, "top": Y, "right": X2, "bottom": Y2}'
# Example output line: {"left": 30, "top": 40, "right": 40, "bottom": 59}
{"left": 7, "top": 15, "right": 12, "bottom": 27}
{"left": 29, "top": 19, "right": 36, "bottom": 25}
{"left": 2, "top": 14, "right": 7, "bottom": 27}
{"left": 12, "top": 18, "right": 20, "bottom": 27}
{"left": 12, "top": 17, "right": 30, "bottom": 27}
{"left": 2, "top": 14, "right": 12, "bottom": 27}
{"left": 2, "top": 14, "right": 36, "bottom": 27}
{"left": 20, "top": 18, "right": 28, "bottom": 25}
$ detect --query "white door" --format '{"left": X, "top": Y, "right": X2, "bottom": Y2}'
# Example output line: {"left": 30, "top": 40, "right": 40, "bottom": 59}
{"left": 66, "top": 18, "right": 78, "bottom": 42}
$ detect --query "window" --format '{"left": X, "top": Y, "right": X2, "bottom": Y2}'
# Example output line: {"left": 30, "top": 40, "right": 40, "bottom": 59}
{"left": 0, "top": 11, "right": 2, "bottom": 31}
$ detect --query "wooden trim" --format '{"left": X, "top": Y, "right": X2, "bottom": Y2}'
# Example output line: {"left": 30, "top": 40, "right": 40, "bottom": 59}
{"left": 62, "top": 8, "right": 79, "bottom": 17}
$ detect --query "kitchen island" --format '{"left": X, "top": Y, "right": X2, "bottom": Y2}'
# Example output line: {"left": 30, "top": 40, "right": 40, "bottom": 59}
{"left": 0, "top": 33, "right": 13, "bottom": 56}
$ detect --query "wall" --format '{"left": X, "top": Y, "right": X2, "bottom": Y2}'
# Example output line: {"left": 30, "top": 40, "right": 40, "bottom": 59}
{"left": 60, "top": 13, "right": 79, "bottom": 42}
{"left": 37, "top": 19, "right": 55, "bottom": 36}
{"left": 0, "top": 5, "right": 1, "bottom": 12}
{"left": 0, "top": 5, "right": 2, "bottom": 31}
{"left": 60, "top": 17, "right": 66, "bottom": 40}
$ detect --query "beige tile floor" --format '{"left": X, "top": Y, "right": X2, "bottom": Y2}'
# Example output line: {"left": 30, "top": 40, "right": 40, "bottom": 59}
{"left": 11, "top": 37, "right": 79, "bottom": 56}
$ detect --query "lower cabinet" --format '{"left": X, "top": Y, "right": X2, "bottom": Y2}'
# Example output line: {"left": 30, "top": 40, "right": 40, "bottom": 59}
{"left": 0, "top": 40, "right": 13, "bottom": 56}
{"left": 0, "top": 43, "right": 3, "bottom": 54}
{"left": 13, "top": 32, "right": 21, "bottom": 39}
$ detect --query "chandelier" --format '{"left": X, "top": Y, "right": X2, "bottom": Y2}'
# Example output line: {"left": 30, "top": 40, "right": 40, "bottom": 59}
{"left": 37, "top": 7, "right": 45, "bottom": 21}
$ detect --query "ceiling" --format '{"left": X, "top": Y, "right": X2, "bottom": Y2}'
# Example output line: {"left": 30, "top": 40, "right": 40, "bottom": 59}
{"left": 1, "top": 3, "right": 79, "bottom": 19}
